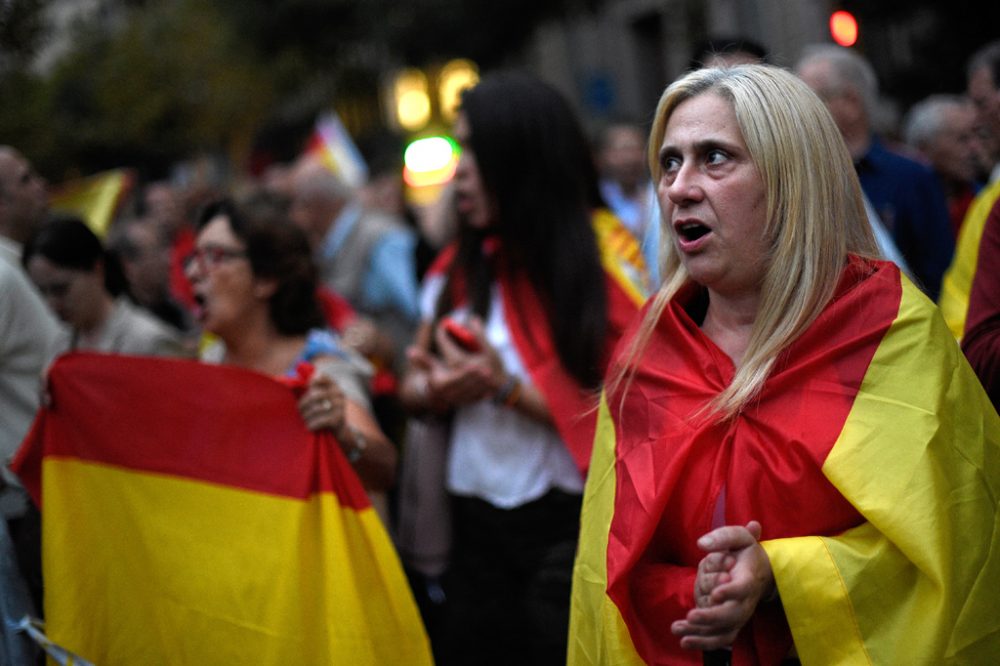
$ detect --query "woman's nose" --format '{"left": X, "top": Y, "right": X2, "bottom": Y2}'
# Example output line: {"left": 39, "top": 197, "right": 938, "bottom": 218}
{"left": 184, "top": 256, "right": 203, "bottom": 283}
{"left": 665, "top": 163, "right": 703, "bottom": 206}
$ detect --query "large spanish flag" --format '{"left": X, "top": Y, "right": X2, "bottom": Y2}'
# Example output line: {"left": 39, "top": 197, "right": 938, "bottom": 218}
{"left": 13, "top": 353, "right": 432, "bottom": 666}
{"left": 570, "top": 258, "right": 1000, "bottom": 664}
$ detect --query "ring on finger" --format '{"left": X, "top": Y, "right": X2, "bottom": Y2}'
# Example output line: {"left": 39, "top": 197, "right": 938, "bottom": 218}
{"left": 321, "top": 399, "right": 333, "bottom": 411}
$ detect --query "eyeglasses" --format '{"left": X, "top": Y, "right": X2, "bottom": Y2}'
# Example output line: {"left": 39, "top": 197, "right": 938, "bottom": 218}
{"left": 183, "top": 245, "right": 248, "bottom": 273}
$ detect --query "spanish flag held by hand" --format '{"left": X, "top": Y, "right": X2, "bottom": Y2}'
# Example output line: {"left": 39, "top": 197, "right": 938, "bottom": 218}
{"left": 13, "top": 353, "right": 432, "bottom": 666}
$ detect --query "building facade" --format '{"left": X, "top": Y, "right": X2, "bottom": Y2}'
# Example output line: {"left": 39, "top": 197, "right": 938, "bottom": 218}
{"left": 521, "top": 0, "right": 831, "bottom": 131}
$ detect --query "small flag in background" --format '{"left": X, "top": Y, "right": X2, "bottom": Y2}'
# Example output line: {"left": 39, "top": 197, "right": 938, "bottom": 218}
{"left": 306, "top": 112, "right": 368, "bottom": 188}
{"left": 49, "top": 169, "right": 133, "bottom": 238}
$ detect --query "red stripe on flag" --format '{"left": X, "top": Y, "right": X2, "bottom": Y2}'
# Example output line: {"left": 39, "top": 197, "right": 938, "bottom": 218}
{"left": 14, "top": 353, "right": 371, "bottom": 509}
{"left": 500, "top": 263, "right": 639, "bottom": 473}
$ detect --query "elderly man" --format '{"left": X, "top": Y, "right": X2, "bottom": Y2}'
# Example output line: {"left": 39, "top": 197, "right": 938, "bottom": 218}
{"left": 938, "top": 40, "right": 1000, "bottom": 338}
{"left": 108, "top": 215, "right": 194, "bottom": 335}
{"left": 288, "top": 158, "right": 419, "bottom": 376}
{"left": 796, "top": 45, "right": 954, "bottom": 299}
{"left": 903, "top": 94, "right": 984, "bottom": 236}
{"left": 0, "top": 146, "right": 64, "bottom": 639}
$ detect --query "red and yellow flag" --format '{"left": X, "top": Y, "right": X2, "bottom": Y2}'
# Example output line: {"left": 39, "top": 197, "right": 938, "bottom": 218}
{"left": 938, "top": 178, "right": 1000, "bottom": 339}
{"left": 13, "top": 353, "right": 432, "bottom": 666}
{"left": 49, "top": 168, "right": 134, "bottom": 239}
{"left": 304, "top": 112, "right": 368, "bottom": 189}
{"left": 500, "top": 209, "right": 647, "bottom": 473}
{"left": 570, "top": 258, "right": 1000, "bottom": 664}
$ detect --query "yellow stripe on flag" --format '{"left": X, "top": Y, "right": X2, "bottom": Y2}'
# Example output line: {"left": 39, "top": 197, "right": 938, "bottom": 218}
{"left": 761, "top": 530, "right": 873, "bottom": 665}
{"left": 592, "top": 209, "right": 651, "bottom": 305}
{"left": 43, "top": 458, "right": 432, "bottom": 666}
{"left": 764, "top": 277, "right": 1000, "bottom": 664}
{"left": 938, "top": 178, "right": 1000, "bottom": 339}
{"left": 568, "top": 396, "right": 644, "bottom": 666}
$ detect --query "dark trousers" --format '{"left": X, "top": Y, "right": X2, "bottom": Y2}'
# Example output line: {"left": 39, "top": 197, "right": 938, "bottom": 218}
{"left": 440, "top": 490, "right": 582, "bottom": 666}
{"left": 6, "top": 503, "right": 43, "bottom": 617}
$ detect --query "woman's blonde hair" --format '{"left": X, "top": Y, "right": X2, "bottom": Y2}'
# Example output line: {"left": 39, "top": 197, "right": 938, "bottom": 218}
{"left": 612, "top": 64, "right": 880, "bottom": 419}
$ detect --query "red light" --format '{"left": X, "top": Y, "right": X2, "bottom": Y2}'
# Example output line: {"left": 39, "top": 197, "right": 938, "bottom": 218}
{"left": 830, "top": 10, "right": 858, "bottom": 47}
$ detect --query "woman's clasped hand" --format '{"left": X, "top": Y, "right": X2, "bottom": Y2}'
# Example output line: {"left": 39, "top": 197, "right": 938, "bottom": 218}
{"left": 672, "top": 521, "right": 775, "bottom": 651}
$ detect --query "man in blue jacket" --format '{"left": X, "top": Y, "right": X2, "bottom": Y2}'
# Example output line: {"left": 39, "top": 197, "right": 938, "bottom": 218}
{"left": 796, "top": 45, "right": 955, "bottom": 299}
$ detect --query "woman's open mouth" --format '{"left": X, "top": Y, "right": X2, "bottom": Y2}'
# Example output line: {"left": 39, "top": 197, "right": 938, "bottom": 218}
{"left": 677, "top": 221, "right": 711, "bottom": 242}
{"left": 192, "top": 292, "right": 207, "bottom": 322}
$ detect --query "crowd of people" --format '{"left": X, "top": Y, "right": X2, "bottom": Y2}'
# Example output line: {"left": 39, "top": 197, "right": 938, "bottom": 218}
{"left": 1, "top": 35, "right": 1000, "bottom": 665}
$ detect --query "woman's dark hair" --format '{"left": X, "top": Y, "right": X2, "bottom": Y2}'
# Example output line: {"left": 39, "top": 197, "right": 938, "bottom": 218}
{"left": 437, "top": 71, "right": 608, "bottom": 388}
{"left": 22, "top": 214, "right": 128, "bottom": 296}
{"left": 196, "top": 193, "right": 325, "bottom": 336}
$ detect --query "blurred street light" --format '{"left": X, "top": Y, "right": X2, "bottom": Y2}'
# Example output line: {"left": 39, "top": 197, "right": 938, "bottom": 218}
{"left": 387, "top": 59, "right": 479, "bottom": 133}
{"left": 403, "top": 135, "right": 459, "bottom": 188}
{"left": 437, "top": 59, "right": 479, "bottom": 124}
{"left": 830, "top": 10, "right": 859, "bottom": 47}
{"left": 393, "top": 68, "right": 432, "bottom": 132}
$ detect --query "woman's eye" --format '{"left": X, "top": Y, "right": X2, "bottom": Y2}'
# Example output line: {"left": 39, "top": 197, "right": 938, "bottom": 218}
{"left": 661, "top": 156, "right": 681, "bottom": 173}
{"left": 706, "top": 149, "right": 728, "bottom": 165}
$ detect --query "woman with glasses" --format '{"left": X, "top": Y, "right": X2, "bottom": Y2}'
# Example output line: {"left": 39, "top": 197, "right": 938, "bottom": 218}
{"left": 186, "top": 195, "right": 397, "bottom": 496}
{"left": 23, "top": 214, "right": 188, "bottom": 358}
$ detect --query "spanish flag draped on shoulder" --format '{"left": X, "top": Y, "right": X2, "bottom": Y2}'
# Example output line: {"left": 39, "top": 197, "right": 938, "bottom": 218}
{"left": 12, "top": 353, "right": 432, "bottom": 666}
{"left": 570, "top": 257, "right": 1000, "bottom": 664}
{"left": 502, "top": 209, "right": 648, "bottom": 472}
{"left": 938, "top": 178, "right": 1000, "bottom": 339}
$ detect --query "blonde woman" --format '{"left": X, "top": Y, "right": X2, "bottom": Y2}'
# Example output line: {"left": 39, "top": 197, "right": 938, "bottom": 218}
{"left": 569, "top": 65, "right": 1000, "bottom": 665}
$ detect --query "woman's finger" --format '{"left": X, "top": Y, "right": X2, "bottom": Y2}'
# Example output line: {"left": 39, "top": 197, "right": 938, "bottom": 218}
{"left": 685, "top": 600, "right": 744, "bottom": 630}
{"left": 697, "top": 524, "right": 759, "bottom": 553}
{"left": 677, "top": 631, "right": 740, "bottom": 652}
{"left": 699, "top": 552, "right": 735, "bottom": 574}
{"left": 299, "top": 373, "right": 346, "bottom": 432}
{"left": 434, "top": 321, "right": 466, "bottom": 363}
{"left": 696, "top": 570, "right": 732, "bottom": 603}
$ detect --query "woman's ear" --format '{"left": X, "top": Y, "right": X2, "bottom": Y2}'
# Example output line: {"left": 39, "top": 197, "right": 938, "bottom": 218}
{"left": 253, "top": 277, "right": 278, "bottom": 300}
